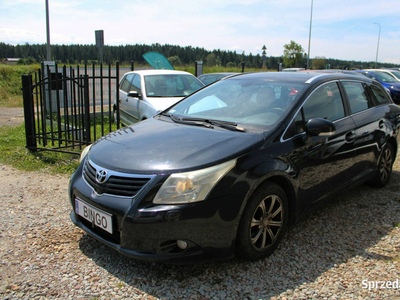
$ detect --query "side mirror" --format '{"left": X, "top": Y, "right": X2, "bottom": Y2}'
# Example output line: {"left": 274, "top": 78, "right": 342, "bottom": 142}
{"left": 127, "top": 90, "right": 141, "bottom": 99}
{"left": 305, "top": 118, "right": 336, "bottom": 137}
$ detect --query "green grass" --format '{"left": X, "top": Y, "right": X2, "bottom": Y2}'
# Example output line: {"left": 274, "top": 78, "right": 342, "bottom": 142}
{"left": 0, "top": 124, "right": 80, "bottom": 175}
{"left": 0, "top": 64, "right": 39, "bottom": 107}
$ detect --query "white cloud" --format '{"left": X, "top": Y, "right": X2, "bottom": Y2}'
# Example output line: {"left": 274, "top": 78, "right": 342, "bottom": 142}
{"left": 1, "top": 0, "right": 399, "bottom": 63}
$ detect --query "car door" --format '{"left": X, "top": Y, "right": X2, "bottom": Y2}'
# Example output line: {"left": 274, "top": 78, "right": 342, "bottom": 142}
{"left": 341, "top": 80, "right": 391, "bottom": 176}
{"left": 128, "top": 74, "right": 142, "bottom": 121}
{"left": 283, "top": 81, "right": 361, "bottom": 206}
{"left": 119, "top": 73, "right": 136, "bottom": 124}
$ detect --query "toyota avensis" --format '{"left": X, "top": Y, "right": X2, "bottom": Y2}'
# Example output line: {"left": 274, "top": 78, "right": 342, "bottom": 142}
{"left": 69, "top": 72, "right": 400, "bottom": 263}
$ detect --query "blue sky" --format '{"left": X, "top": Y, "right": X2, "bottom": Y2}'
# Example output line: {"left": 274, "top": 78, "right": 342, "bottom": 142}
{"left": 1, "top": 0, "right": 400, "bottom": 64}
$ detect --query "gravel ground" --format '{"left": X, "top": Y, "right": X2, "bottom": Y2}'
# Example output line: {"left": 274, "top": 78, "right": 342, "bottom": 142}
{"left": 0, "top": 109, "right": 400, "bottom": 299}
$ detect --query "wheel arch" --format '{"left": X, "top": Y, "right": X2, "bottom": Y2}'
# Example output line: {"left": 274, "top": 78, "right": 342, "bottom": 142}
{"left": 387, "top": 136, "right": 398, "bottom": 158}
{"left": 238, "top": 173, "right": 299, "bottom": 227}
{"left": 260, "top": 175, "right": 298, "bottom": 224}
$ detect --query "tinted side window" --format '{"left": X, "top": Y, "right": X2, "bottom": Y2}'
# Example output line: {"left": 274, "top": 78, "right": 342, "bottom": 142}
{"left": 284, "top": 82, "right": 345, "bottom": 138}
{"left": 361, "top": 72, "right": 375, "bottom": 80}
{"left": 302, "top": 82, "right": 345, "bottom": 122}
{"left": 370, "top": 85, "right": 390, "bottom": 105}
{"left": 342, "top": 81, "right": 371, "bottom": 114}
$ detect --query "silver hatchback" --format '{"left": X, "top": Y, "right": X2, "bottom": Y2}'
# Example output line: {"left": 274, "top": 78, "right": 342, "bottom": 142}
{"left": 116, "top": 70, "right": 204, "bottom": 124}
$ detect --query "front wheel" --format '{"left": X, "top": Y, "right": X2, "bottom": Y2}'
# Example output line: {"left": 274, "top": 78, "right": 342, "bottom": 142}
{"left": 236, "top": 182, "right": 288, "bottom": 260}
{"left": 369, "top": 143, "right": 395, "bottom": 187}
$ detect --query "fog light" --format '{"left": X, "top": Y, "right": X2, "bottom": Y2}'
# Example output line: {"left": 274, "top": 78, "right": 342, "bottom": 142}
{"left": 177, "top": 240, "right": 188, "bottom": 250}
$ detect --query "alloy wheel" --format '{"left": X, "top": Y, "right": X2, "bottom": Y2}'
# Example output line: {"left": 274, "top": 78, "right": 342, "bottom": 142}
{"left": 380, "top": 147, "right": 393, "bottom": 182}
{"left": 250, "top": 195, "right": 284, "bottom": 251}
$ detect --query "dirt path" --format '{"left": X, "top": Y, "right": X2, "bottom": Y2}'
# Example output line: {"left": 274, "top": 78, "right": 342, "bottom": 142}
{"left": 0, "top": 107, "right": 24, "bottom": 127}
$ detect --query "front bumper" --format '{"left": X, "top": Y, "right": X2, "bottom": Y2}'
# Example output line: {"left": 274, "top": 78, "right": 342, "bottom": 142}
{"left": 69, "top": 167, "right": 245, "bottom": 263}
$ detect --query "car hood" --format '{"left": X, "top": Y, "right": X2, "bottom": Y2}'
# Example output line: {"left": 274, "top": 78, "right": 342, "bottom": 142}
{"left": 88, "top": 118, "right": 264, "bottom": 174}
{"left": 146, "top": 97, "right": 184, "bottom": 111}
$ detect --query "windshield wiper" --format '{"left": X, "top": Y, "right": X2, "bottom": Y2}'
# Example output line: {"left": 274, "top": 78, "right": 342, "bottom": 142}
{"left": 161, "top": 114, "right": 213, "bottom": 128}
{"left": 181, "top": 117, "right": 246, "bottom": 132}
{"left": 160, "top": 114, "right": 246, "bottom": 132}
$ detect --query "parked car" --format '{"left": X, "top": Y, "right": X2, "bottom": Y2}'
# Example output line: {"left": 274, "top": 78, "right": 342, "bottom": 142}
{"left": 116, "top": 70, "right": 204, "bottom": 124}
{"left": 197, "top": 72, "right": 238, "bottom": 85}
{"left": 380, "top": 68, "right": 400, "bottom": 81}
{"left": 300, "top": 69, "right": 365, "bottom": 77}
{"left": 69, "top": 72, "right": 400, "bottom": 263}
{"left": 353, "top": 69, "right": 400, "bottom": 103}
{"left": 282, "top": 68, "right": 305, "bottom": 72}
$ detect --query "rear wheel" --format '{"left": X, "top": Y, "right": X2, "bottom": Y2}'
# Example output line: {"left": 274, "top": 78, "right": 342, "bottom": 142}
{"left": 369, "top": 143, "right": 394, "bottom": 187}
{"left": 236, "top": 182, "right": 288, "bottom": 260}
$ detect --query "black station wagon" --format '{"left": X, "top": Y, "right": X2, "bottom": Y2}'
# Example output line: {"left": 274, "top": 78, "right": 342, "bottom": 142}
{"left": 69, "top": 72, "right": 400, "bottom": 263}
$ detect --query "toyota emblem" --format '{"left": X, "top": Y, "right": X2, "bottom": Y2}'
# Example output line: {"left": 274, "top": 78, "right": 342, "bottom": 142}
{"left": 96, "top": 169, "right": 108, "bottom": 184}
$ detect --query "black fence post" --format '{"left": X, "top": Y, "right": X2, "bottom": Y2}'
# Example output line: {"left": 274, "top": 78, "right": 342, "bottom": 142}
{"left": 22, "top": 74, "right": 37, "bottom": 151}
{"left": 83, "top": 75, "right": 91, "bottom": 144}
{"left": 116, "top": 62, "right": 120, "bottom": 129}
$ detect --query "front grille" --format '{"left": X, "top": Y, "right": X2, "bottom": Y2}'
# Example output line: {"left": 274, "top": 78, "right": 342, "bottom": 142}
{"left": 83, "top": 159, "right": 154, "bottom": 197}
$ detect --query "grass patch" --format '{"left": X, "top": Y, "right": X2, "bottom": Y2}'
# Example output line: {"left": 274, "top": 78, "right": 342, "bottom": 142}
{"left": 0, "top": 64, "right": 39, "bottom": 107}
{"left": 0, "top": 124, "right": 80, "bottom": 175}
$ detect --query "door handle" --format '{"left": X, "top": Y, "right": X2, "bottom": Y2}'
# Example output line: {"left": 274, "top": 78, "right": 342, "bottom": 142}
{"left": 345, "top": 131, "right": 356, "bottom": 142}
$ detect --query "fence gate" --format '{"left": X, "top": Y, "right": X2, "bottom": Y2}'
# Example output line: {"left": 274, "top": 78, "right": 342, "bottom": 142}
{"left": 22, "top": 62, "right": 121, "bottom": 155}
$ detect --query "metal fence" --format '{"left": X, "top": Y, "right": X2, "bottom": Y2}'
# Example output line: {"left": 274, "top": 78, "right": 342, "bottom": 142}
{"left": 22, "top": 62, "right": 122, "bottom": 154}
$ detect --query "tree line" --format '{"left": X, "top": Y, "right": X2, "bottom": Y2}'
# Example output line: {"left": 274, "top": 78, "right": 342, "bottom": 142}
{"left": 0, "top": 42, "right": 398, "bottom": 70}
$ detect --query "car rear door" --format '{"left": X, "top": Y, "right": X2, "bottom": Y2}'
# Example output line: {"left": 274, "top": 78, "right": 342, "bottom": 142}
{"left": 340, "top": 80, "right": 392, "bottom": 176}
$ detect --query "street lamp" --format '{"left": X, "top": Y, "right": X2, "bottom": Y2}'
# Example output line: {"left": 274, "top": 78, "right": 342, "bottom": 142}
{"left": 373, "top": 23, "right": 381, "bottom": 68}
{"left": 45, "top": 0, "right": 51, "bottom": 61}
{"left": 307, "top": 0, "right": 313, "bottom": 70}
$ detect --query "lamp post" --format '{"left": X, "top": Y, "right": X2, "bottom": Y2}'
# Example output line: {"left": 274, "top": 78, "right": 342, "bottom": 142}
{"left": 307, "top": 0, "right": 313, "bottom": 70}
{"left": 45, "top": 0, "right": 51, "bottom": 61}
{"left": 373, "top": 23, "right": 381, "bottom": 68}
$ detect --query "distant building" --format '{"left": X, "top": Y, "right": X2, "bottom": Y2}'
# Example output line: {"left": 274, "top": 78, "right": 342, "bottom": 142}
{"left": 5, "top": 58, "right": 20, "bottom": 65}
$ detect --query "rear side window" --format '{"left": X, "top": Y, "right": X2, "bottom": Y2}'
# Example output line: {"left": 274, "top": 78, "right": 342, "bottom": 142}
{"left": 342, "top": 81, "right": 372, "bottom": 114}
{"left": 370, "top": 85, "right": 390, "bottom": 105}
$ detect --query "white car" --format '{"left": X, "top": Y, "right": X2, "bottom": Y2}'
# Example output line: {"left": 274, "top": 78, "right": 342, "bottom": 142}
{"left": 116, "top": 70, "right": 204, "bottom": 124}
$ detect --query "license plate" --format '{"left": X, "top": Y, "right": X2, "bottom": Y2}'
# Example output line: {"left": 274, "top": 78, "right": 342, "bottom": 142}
{"left": 75, "top": 198, "right": 113, "bottom": 234}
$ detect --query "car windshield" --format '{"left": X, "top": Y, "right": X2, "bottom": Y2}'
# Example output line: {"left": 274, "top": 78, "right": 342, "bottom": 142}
{"left": 167, "top": 77, "right": 305, "bottom": 132}
{"left": 370, "top": 71, "right": 399, "bottom": 83}
{"left": 144, "top": 74, "right": 203, "bottom": 97}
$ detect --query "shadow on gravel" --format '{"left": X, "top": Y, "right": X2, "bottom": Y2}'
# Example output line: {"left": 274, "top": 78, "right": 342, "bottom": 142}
{"left": 78, "top": 171, "right": 400, "bottom": 299}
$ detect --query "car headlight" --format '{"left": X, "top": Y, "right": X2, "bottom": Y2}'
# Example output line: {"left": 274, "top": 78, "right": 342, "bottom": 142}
{"left": 153, "top": 159, "right": 236, "bottom": 204}
{"left": 79, "top": 144, "right": 92, "bottom": 163}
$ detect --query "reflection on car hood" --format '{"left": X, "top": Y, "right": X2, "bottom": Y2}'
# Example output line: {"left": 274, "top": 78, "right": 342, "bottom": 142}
{"left": 146, "top": 97, "right": 184, "bottom": 111}
{"left": 88, "top": 118, "right": 264, "bottom": 174}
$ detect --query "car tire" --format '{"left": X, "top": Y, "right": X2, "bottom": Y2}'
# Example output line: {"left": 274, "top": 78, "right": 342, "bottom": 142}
{"left": 236, "top": 182, "right": 288, "bottom": 260}
{"left": 368, "top": 143, "right": 394, "bottom": 187}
